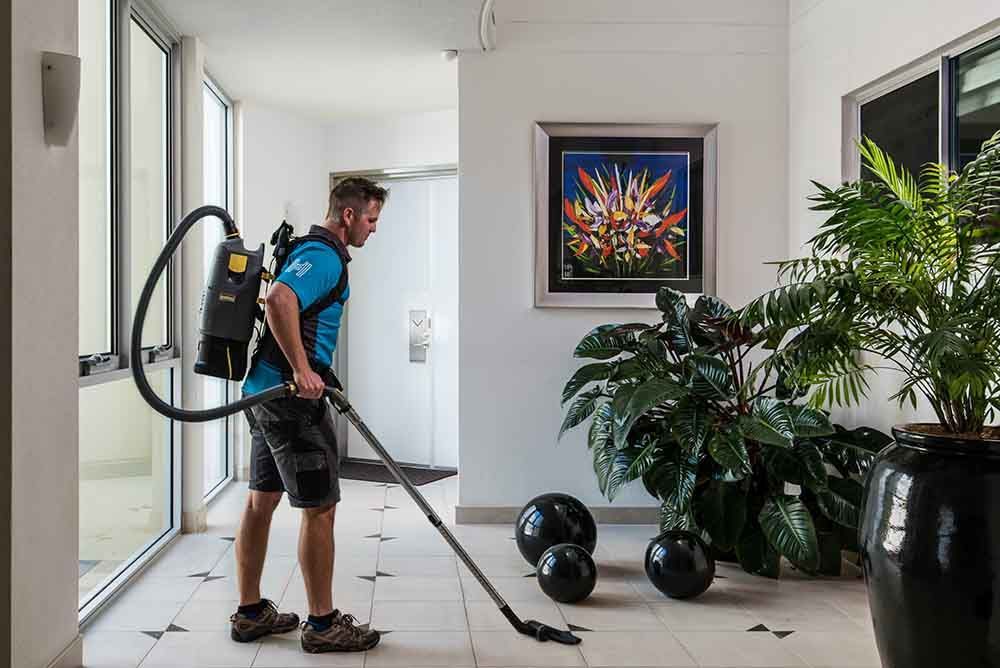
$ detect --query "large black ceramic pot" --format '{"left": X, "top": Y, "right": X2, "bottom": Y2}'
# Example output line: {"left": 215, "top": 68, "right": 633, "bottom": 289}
{"left": 860, "top": 424, "right": 1000, "bottom": 668}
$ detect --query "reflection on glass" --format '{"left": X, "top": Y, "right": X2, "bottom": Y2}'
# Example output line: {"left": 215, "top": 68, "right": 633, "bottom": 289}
{"left": 860, "top": 72, "right": 939, "bottom": 179}
{"left": 954, "top": 37, "right": 1000, "bottom": 170}
{"left": 79, "top": 0, "right": 111, "bottom": 355}
{"left": 130, "top": 19, "right": 169, "bottom": 348}
{"left": 79, "top": 370, "right": 172, "bottom": 606}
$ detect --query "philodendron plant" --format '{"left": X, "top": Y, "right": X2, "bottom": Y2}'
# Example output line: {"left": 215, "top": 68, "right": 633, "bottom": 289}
{"left": 560, "top": 288, "right": 889, "bottom": 577}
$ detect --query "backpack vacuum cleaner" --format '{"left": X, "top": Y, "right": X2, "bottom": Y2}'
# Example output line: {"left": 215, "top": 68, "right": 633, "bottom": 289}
{"left": 130, "top": 204, "right": 581, "bottom": 646}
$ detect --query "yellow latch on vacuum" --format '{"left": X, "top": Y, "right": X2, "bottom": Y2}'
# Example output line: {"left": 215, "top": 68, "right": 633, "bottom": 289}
{"left": 228, "top": 253, "right": 248, "bottom": 273}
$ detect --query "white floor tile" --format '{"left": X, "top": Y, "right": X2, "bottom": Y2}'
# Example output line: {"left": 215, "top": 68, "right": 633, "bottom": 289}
{"left": 470, "top": 630, "right": 586, "bottom": 666}
{"left": 362, "top": 631, "right": 474, "bottom": 667}
{"left": 577, "top": 631, "right": 695, "bottom": 667}
{"left": 781, "top": 631, "right": 881, "bottom": 667}
{"left": 673, "top": 631, "right": 808, "bottom": 667}
{"left": 139, "top": 631, "right": 261, "bottom": 667}
{"left": 373, "top": 576, "right": 464, "bottom": 602}
{"left": 464, "top": 600, "right": 564, "bottom": 631}
{"left": 83, "top": 631, "right": 156, "bottom": 668}
{"left": 88, "top": 598, "right": 186, "bottom": 632}
{"left": 557, "top": 603, "right": 666, "bottom": 631}
{"left": 376, "top": 556, "right": 458, "bottom": 577}
{"left": 172, "top": 599, "right": 244, "bottom": 632}
{"left": 372, "top": 600, "right": 468, "bottom": 631}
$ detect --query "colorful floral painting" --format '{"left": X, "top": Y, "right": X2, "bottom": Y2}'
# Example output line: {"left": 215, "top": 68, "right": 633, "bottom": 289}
{"left": 561, "top": 152, "right": 690, "bottom": 281}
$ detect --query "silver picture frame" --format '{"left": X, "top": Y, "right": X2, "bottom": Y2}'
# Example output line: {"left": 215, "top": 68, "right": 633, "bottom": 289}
{"left": 533, "top": 122, "right": 718, "bottom": 308}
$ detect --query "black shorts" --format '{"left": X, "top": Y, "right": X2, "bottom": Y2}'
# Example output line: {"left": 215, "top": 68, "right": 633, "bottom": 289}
{"left": 245, "top": 397, "right": 341, "bottom": 508}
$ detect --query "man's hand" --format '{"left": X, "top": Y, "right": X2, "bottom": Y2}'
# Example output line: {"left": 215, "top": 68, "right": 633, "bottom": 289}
{"left": 293, "top": 367, "right": 325, "bottom": 399}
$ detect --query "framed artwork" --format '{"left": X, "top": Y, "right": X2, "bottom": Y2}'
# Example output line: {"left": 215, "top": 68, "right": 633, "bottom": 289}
{"left": 533, "top": 122, "right": 717, "bottom": 308}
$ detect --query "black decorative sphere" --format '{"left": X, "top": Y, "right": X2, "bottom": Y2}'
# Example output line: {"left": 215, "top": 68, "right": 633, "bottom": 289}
{"left": 515, "top": 493, "right": 597, "bottom": 566}
{"left": 644, "top": 531, "right": 715, "bottom": 599}
{"left": 536, "top": 543, "right": 597, "bottom": 603}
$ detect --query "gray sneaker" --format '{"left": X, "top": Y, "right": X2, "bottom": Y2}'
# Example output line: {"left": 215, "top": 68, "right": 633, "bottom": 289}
{"left": 229, "top": 599, "right": 299, "bottom": 643}
{"left": 300, "top": 610, "right": 380, "bottom": 653}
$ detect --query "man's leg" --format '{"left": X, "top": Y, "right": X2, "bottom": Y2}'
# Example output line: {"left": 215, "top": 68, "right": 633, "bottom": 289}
{"left": 299, "top": 503, "right": 336, "bottom": 616}
{"left": 235, "top": 490, "right": 283, "bottom": 605}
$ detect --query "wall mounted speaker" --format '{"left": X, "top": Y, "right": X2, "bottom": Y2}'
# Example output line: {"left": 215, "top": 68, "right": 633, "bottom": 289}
{"left": 41, "top": 51, "right": 81, "bottom": 147}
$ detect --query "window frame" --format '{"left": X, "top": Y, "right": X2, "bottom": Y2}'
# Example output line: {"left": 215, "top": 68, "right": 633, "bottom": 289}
{"left": 79, "top": 1, "right": 180, "bottom": 378}
{"left": 77, "top": 0, "right": 184, "bottom": 624}
{"left": 842, "top": 23, "right": 1000, "bottom": 183}
{"left": 201, "top": 73, "right": 236, "bottom": 501}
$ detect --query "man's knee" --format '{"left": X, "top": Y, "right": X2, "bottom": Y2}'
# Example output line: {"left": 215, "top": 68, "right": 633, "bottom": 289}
{"left": 248, "top": 490, "right": 283, "bottom": 514}
{"left": 302, "top": 502, "right": 337, "bottom": 522}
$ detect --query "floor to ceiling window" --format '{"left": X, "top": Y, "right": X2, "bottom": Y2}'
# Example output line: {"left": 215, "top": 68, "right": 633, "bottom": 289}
{"left": 78, "top": 0, "right": 180, "bottom": 617}
{"left": 201, "top": 78, "right": 235, "bottom": 497}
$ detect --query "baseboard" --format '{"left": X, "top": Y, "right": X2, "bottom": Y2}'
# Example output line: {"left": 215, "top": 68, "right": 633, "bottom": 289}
{"left": 182, "top": 508, "right": 207, "bottom": 533}
{"left": 46, "top": 634, "right": 82, "bottom": 668}
{"left": 455, "top": 505, "right": 659, "bottom": 525}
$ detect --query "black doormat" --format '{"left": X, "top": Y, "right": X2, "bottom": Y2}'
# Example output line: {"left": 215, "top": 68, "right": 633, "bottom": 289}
{"left": 340, "top": 459, "right": 457, "bottom": 486}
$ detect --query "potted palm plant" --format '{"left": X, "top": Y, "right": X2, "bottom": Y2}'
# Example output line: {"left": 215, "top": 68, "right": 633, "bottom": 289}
{"left": 739, "top": 131, "right": 1000, "bottom": 668}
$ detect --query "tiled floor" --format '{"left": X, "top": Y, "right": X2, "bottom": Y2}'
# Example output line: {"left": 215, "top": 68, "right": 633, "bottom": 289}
{"left": 82, "top": 477, "right": 881, "bottom": 667}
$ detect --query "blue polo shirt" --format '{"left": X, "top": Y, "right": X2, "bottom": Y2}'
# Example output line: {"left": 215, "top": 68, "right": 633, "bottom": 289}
{"left": 243, "top": 232, "right": 350, "bottom": 395}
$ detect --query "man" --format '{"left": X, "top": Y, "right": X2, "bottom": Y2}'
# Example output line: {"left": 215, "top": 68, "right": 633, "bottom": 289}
{"left": 229, "top": 177, "right": 388, "bottom": 654}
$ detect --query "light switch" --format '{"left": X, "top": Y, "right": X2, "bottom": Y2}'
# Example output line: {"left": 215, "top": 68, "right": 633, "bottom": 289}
{"left": 409, "top": 310, "right": 430, "bottom": 362}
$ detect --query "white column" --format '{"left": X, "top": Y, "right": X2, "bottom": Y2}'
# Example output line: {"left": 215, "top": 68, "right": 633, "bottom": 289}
{"left": 180, "top": 35, "right": 208, "bottom": 532}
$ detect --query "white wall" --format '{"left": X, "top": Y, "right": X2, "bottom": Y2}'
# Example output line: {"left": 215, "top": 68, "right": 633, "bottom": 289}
{"left": 788, "top": 0, "right": 1000, "bottom": 429}
{"left": 457, "top": 0, "right": 789, "bottom": 510}
{"left": 11, "top": 0, "right": 82, "bottom": 666}
{"left": 326, "top": 109, "right": 458, "bottom": 173}
{"left": 241, "top": 103, "right": 329, "bottom": 251}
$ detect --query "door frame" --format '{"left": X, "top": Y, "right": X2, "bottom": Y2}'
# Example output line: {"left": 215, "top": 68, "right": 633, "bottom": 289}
{"left": 328, "top": 164, "right": 458, "bottom": 463}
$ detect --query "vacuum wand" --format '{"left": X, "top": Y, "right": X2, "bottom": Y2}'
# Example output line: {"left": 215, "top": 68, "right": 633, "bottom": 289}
{"left": 323, "top": 384, "right": 582, "bottom": 646}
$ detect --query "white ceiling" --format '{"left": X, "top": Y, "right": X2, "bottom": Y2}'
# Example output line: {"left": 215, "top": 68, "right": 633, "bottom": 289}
{"left": 155, "top": 0, "right": 486, "bottom": 122}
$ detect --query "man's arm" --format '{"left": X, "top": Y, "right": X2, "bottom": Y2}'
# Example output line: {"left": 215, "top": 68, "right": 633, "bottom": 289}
{"left": 264, "top": 282, "right": 325, "bottom": 398}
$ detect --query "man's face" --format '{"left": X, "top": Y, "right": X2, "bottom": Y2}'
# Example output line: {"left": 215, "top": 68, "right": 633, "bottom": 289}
{"left": 344, "top": 199, "right": 382, "bottom": 248}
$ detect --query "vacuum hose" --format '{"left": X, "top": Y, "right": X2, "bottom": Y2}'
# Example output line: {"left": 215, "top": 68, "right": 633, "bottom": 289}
{"left": 131, "top": 205, "right": 295, "bottom": 423}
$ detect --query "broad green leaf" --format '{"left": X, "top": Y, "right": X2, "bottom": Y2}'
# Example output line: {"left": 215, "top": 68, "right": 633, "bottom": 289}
{"left": 606, "top": 449, "right": 636, "bottom": 502}
{"left": 559, "top": 387, "right": 604, "bottom": 440}
{"left": 610, "top": 357, "right": 647, "bottom": 382}
{"left": 740, "top": 398, "right": 795, "bottom": 447}
{"left": 816, "top": 481, "right": 862, "bottom": 529}
{"left": 611, "top": 384, "right": 640, "bottom": 449}
{"left": 574, "top": 325, "right": 632, "bottom": 360}
{"left": 759, "top": 495, "right": 819, "bottom": 568}
{"left": 562, "top": 362, "right": 613, "bottom": 404}
{"left": 736, "top": 524, "right": 780, "bottom": 578}
{"left": 657, "top": 287, "right": 692, "bottom": 353}
{"left": 690, "top": 354, "right": 735, "bottom": 399}
{"left": 646, "top": 449, "right": 699, "bottom": 512}
{"left": 763, "top": 446, "right": 803, "bottom": 485}
{"left": 587, "top": 403, "right": 614, "bottom": 452}
{"left": 614, "top": 378, "right": 686, "bottom": 449}
{"left": 797, "top": 442, "right": 828, "bottom": 491}
{"left": 592, "top": 432, "right": 618, "bottom": 497}
{"left": 708, "top": 430, "right": 750, "bottom": 473}
{"left": 698, "top": 481, "right": 747, "bottom": 551}
{"left": 788, "top": 405, "right": 835, "bottom": 437}
{"left": 659, "top": 502, "right": 696, "bottom": 532}
{"left": 672, "top": 399, "right": 710, "bottom": 455}
{"left": 689, "top": 295, "right": 736, "bottom": 346}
